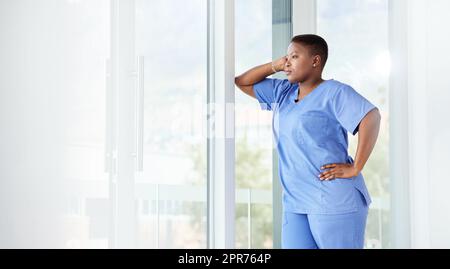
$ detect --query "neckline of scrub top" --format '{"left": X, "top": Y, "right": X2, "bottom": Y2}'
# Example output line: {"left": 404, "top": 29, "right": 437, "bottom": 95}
{"left": 290, "top": 79, "right": 334, "bottom": 104}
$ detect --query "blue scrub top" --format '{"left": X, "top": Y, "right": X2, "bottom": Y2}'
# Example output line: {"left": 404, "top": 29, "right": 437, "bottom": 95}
{"left": 253, "top": 78, "right": 376, "bottom": 214}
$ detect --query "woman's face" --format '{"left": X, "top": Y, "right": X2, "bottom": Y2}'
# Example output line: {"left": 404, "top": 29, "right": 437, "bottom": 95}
{"left": 284, "top": 42, "right": 316, "bottom": 83}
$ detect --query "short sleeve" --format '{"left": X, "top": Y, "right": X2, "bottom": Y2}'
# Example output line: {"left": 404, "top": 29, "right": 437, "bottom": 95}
{"left": 331, "top": 85, "right": 377, "bottom": 135}
{"left": 253, "top": 78, "right": 290, "bottom": 111}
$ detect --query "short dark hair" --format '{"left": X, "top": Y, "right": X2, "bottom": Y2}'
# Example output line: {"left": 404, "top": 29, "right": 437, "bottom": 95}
{"left": 291, "top": 34, "right": 328, "bottom": 68}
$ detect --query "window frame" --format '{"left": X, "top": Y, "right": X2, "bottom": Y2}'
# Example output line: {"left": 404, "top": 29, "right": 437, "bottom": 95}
{"left": 207, "top": 0, "right": 236, "bottom": 249}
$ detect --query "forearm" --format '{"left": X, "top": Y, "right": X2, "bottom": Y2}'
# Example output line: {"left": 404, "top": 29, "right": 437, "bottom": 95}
{"left": 235, "top": 62, "right": 275, "bottom": 86}
{"left": 353, "top": 108, "right": 381, "bottom": 173}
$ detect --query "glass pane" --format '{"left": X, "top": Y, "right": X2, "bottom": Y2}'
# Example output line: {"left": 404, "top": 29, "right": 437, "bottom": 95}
{"left": 0, "top": 0, "right": 111, "bottom": 248}
{"left": 62, "top": 0, "right": 111, "bottom": 248}
{"left": 134, "top": 0, "right": 207, "bottom": 248}
{"left": 317, "top": 0, "right": 390, "bottom": 248}
{"left": 235, "top": 0, "right": 274, "bottom": 249}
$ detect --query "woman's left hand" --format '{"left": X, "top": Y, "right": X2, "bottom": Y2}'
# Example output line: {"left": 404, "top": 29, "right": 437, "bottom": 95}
{"left": 319, "top": 163, "right": 359, "bottom": 181}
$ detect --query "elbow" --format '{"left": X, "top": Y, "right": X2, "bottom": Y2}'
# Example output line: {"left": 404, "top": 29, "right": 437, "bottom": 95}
{"left": 235, "top": 75, "right": 250, "bottom": 87}
{"left": 371, "top": 108, "right": 382, "bottom": 129}
{"left": 374, "top": 108, "right": 381, "bottom": 123}
{"left": 364, "top": 108, "right": 381, "bottom": 127}
{"left": 235, "top": 76, "right": 246, "bottom": 91}
{"left": 235, "top": 76, "right": 242, "bottom": 87}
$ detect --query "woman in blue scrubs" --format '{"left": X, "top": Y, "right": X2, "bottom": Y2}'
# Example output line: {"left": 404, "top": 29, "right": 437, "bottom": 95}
{"left": 235, "top": 34, "right": 381, "bottom": 249}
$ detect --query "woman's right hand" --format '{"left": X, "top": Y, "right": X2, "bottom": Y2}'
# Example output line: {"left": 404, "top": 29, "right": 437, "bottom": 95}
{"left": 272, "top": 55, "right": 288, "bottom": 72}
{"left": 235, "top": 57, "right": 288, "bottom": 98}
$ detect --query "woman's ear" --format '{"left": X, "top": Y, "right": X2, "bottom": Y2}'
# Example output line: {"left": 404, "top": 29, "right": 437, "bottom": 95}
{"left": 313, "top": 55, "right": 321, "bottom": 68}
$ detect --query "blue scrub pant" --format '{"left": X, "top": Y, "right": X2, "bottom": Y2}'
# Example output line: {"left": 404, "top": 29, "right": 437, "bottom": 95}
{"left": 281, "top": 189, "right": 369, "bottom": 249}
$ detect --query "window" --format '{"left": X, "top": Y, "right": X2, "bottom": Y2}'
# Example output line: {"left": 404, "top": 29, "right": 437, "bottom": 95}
{"left": 0, "top": 0, "right": 112, "bottom": 248}
{"left": 0, "top": 0, "right": 292, "bottom": 249}
{"left": 133, "top": 0, "right": 208, "bottom": 248}
{"left": 317, "top": 0, "right": 390, "bottom": 248}
{"left": 63, "top": 0, "right": 111, "bottom": 248}
{"left": 235, "top": 0, "right": 273, "bottom": 249}
{"left": 235, "top": 0, "right": 292, "bottom": 249}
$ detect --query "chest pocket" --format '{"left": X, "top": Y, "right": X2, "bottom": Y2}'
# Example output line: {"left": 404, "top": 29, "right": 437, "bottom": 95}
{"left": 297, "top": 114, "right": 329, "bottom": 146}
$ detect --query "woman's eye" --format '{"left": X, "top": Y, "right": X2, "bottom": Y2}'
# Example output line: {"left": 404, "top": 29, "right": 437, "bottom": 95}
{"left": 292, "top": 55, "right": 298, "bottom": 59}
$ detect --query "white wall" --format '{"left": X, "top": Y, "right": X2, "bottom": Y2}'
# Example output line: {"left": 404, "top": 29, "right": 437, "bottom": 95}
{"left": 407, "top": 0, "right": 450, "bottom": 248}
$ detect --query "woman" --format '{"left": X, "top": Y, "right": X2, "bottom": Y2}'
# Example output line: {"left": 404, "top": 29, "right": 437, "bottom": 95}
{"left": 235, "top": 34, "right": 381, "bottom": 249}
